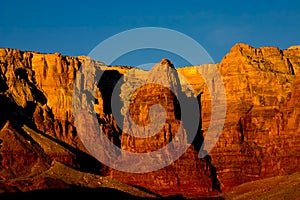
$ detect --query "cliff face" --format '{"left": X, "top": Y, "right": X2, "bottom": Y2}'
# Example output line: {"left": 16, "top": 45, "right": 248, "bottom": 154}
{"left": 0, "top": 49, "right": 82, "bottom": 146}
{"left": 179, "top": 44, "right": 300, "bottom": 191}
{"left": 108, "top": 59, "right": 217, "bottom": 196}
{"left": 120, "top": 59, "right": 184, "bottom": 153}
{"left": 0, "top": 45, "right": 300, "bottom": 197}
{"left": 0, "top": 49, "right": 105, "bottom": 181}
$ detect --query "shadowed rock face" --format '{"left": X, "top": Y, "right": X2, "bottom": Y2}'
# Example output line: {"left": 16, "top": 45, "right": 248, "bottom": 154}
{"left": 108, "top": 59, "right": 215, "bottom": 197}
{"left": 0, "top": 45, "right": 299, "bottom": 198}
{"left": 121, "top": 59, "right": 184, "bottom": 153}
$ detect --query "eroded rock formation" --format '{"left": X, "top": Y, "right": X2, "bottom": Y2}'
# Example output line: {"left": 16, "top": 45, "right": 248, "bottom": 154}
{"left": 0, "top": 44, "right": 299, "bottom": 198}
{"left": 178, "top": 44, "right": 300, "bottom": 191}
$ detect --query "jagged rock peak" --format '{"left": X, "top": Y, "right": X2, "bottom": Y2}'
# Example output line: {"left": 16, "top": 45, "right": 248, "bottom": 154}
{"left": 159, "top": 58, "right": 175, "bottom": 68}
{"left": 145, "top": 59, "right": 181, "bottom": 98}
{"left": 149, "top": 58, "right": 177, "bottom": 77}
{"left": 230, "top": 43, "right": 254, "bottom": 52}
{"left": 148, "top": 58, "right": 179, "bottom": 81}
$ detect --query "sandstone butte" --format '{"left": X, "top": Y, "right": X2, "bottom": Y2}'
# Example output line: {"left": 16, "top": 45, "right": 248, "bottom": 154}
{"left": 0, "top": 44, "right": 300, "bottom": 198}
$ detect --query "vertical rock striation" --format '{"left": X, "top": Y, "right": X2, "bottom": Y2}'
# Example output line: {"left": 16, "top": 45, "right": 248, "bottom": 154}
{"left": 179, "top": 44, "right": 300, "bottom": 191}
{"left": 0, "top": 44, "right": 299, "bottom": 197}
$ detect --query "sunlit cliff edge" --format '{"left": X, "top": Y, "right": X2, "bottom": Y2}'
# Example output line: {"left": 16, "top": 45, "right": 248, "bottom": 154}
{"left": 0, "top": 44, "right": 300, "bottom": 199}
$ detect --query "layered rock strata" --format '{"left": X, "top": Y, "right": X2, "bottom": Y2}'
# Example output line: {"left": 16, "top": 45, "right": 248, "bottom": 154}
{"left": 0, "top": 44, "right": 299, "bottom": 197}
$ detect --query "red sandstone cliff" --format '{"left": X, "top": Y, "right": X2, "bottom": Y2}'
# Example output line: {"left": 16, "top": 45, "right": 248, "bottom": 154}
{"left": 179, "top": 44, "right": 300, "bottom": 191}
{"left": 0, "top": 45, "right": 299, "bottom": 198}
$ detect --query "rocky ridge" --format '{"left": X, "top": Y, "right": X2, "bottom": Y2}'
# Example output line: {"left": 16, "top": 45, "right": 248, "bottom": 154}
{"left": 178, "top": 44, "right": 300, "bottom": 190}
{"left": 0, "top": 44, "right": 299, "bottom": 198}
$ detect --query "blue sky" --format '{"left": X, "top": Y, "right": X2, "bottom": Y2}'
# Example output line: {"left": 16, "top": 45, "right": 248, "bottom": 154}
{"left": 1, "top": 0, "right": 300, "bottom": 67}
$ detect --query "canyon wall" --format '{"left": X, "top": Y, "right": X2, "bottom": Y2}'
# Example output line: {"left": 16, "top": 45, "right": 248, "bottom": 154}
{"left": 0, "top": 44, "right": 300, "bottom": 197}
{"left": 179, "top": 44, "right": 300, "bottom": 191}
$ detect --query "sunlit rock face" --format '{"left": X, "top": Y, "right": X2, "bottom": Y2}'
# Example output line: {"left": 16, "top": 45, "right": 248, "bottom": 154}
{"left": 179, "top": 44, "right": 300, "bottom": 191}
{"left": 0, "top": 44, "right": 300, "bottom": 197}
{"left": 108, "top": 59, "right": 215, "bottom": 197}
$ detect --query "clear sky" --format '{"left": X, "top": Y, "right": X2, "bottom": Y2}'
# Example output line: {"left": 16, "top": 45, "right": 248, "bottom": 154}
{"left": 1, "top": 0, "right": 300, "bottom": 67}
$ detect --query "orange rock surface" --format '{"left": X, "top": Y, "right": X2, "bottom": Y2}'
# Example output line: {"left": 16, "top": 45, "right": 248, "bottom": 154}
{"left": 179, "top": 44, "right": 300, "bottom": 191}
{"left": 0, "top": 44, "right": 300, "bottom": 197}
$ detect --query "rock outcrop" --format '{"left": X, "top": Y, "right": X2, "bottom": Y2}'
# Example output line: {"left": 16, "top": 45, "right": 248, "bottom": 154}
{"left": 0, "top": 44, "right": 300, "bottom": 198}
{"left": 108, "top": 59, "right": 217, "bottom": 197}
{"left": 179, "top": 44, "right": 300, "bottom": 191}
{"left": 0, "top": 48, "right": 158, "bottom": 198}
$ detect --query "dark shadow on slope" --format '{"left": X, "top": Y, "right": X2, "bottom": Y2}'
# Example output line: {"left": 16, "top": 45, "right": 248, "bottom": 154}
{"left": 97, "top": 69, "right": 123, "bottom": 115}
{"left": 204, "top": 155, "right": 222, "bottom": 193}
{"left": 182, "top": 92, "right": 221, "bottom": 193}
{"left": 0, "top": 187, "right": 225, "bottom": 200}
{"left": 128, "top": 184, "right": 164, "bottom": 198}
{"left": 14, "top": 68, "right": 47, "bottom": 105}
{"left": 0, "top": 187, "right": 152, "bottom": 200}
{"left": 192, "top": 92, "right": 204, "bottom": 152}
{"left": 96, "top": 69, "right": 124, "bottom": 148}
{"left": 180, "top": 92, "right": 204, "bottom": 152}
{"left": 14, "top": 123, "right": 105, "bottom": 175}
{"left": 0, "top": 95, "right": 105, "bottom": 175}
{"left": 0, "top": 96, "right": 13, "bottom": 129}
{"left": 0, "top": 70, "right": 106, "bottom": 175}
{"left": 0, "top": 72, "right": 8, "bottom": 93}
{"left": 0, "top": 187, "right": 186, "bottom": 200}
